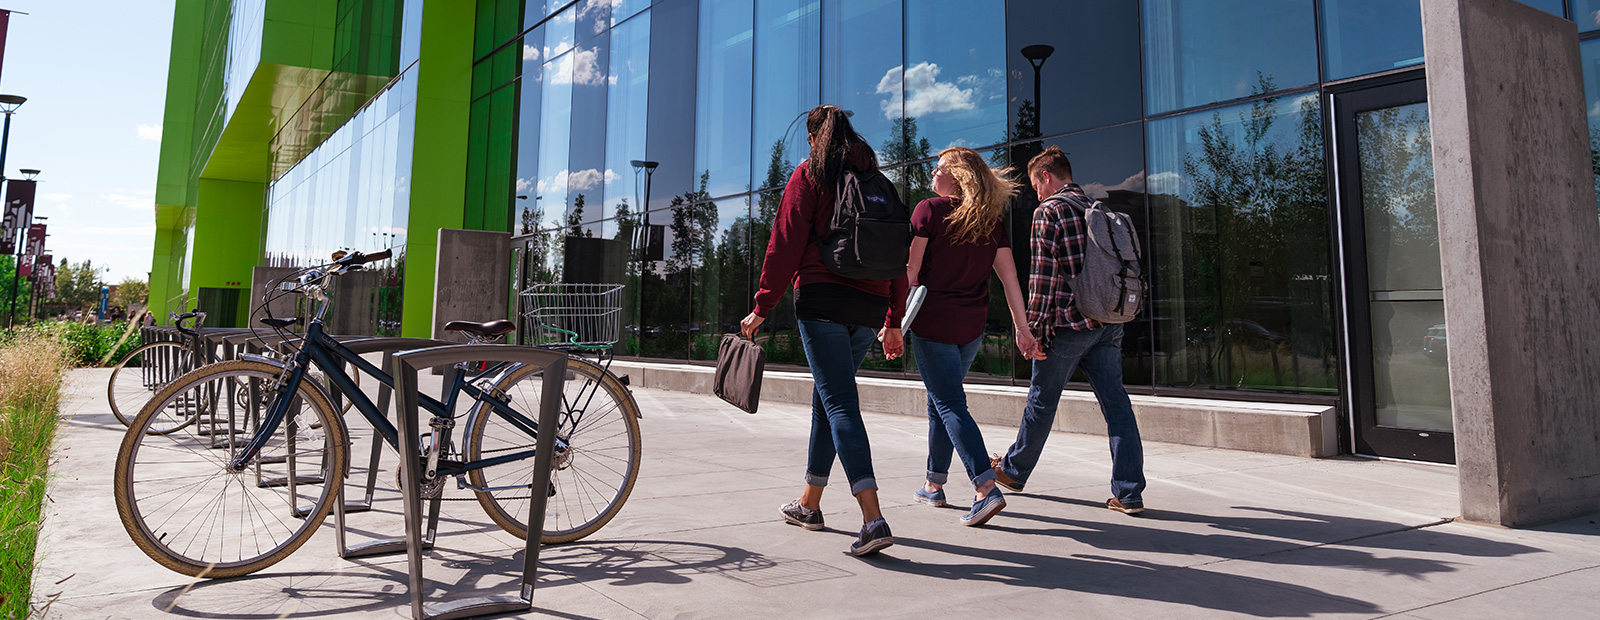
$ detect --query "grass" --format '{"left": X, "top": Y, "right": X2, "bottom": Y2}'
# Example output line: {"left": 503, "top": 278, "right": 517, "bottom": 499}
{"left": 0, "top": 332, "right": 71, "bottom": 618}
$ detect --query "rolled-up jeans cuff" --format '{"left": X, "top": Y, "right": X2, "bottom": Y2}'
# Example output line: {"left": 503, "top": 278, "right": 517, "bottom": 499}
{"left": 926, "top": 471, "right": 949, "bottom": 485}
{"left": 972, "top": 469, "right": 997, "bottom": 487}
{"left": 804, "top": 472, "right": 828, "bottom": 487}
{"left": 849, "top": 477, "right": 878, "bottom": 495}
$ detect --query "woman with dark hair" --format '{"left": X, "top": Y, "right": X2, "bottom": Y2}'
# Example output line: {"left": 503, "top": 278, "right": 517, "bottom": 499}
{"left": 741, "top": 104, "right": 907, "bottom": 557}
{"left": 906, "top": 146, "right": 1039, "bottom": 527}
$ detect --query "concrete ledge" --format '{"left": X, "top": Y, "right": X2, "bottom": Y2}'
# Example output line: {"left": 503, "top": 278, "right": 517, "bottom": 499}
{"left": 610, "top": 360, "right": 1335, "bottom": 458}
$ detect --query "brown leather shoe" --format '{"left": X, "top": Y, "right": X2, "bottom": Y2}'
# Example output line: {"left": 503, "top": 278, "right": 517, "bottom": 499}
{"left": 990, "top": 456, "right": 1025, "bottom": 493}
{"left": 1107, "top": 497, "right": 1145, "bottom": 515}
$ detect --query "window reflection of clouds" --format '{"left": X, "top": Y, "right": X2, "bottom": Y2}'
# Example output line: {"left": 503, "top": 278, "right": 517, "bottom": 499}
{"left": 905, "top": 0, "right": 1006, "bottom": 151}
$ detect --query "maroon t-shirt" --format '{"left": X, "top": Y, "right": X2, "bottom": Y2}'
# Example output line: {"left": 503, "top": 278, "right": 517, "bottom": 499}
{"left": 909, "top": 196, "right": 1009, "bottom": 345}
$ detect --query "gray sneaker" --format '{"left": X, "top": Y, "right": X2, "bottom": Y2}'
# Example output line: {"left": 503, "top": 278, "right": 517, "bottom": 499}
{"left": 781, "top": 499, "right": 825, "bottom": 530}
{"left": 848, "top": 518, "right": 894, "bottom": 556}
{"left": 961, "top": 487, "right": 1006, "bottom": 526}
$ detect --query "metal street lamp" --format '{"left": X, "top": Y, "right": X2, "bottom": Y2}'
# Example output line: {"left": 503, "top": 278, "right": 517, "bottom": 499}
{"left": 1020, "top": 45, "right": 1054, "bottom": 137}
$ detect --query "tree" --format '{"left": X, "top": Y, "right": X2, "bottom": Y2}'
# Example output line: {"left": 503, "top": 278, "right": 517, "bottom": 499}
{"left": 54, "top": 259, "right": 102, "bottom": 314}
{"left": 111, "top": 277, "right": 149, "bottom": 313}
{"left": 881, "top": 116, "right": 936, "bottom": 206}
{"left": 0, "top": 256, "right": 34, "bottom": 322}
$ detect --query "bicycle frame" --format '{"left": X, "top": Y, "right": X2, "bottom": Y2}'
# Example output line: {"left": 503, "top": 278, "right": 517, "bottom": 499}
{"left": 224, "top": 317, "right": 567, "bottom": 477}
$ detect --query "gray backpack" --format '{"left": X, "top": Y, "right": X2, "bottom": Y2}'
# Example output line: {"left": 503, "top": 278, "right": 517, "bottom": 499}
{"left": 1057, "top": 191, "right": 1145, "bottom": 324}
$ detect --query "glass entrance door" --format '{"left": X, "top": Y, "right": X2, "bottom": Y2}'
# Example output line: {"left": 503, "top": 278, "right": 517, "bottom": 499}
{"left": 1334, "top": 78, "right": 1455, "bottom": 463}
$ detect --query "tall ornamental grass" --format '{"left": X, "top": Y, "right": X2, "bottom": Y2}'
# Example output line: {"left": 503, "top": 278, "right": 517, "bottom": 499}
{"left": 0, "top": 332, "right": 71, "bottom": 618}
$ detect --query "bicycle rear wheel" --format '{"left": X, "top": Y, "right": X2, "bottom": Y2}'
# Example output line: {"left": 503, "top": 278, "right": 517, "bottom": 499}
{"left": 465, "top": 356, "right": 641, "bottom": 543}
{"left": 108, "top": 341, "right": 206, "bottom": 432}
{"left": 113, "top": 360, "right": 348, "bottom": 578}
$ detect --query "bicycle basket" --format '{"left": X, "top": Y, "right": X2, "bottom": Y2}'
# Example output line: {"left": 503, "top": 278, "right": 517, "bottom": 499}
{"left": 520, "top": 283, "right": 625, "bottom": 346}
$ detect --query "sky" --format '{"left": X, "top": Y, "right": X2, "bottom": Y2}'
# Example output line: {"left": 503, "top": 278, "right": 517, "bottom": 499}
{"left": 3, "top": 1, "right": 174, "bottom": 283}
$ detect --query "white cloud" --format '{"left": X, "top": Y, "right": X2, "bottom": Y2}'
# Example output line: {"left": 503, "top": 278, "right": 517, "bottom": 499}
{"left": 523, "top": 44, "right": 541, "bottom": 62}
{"left": 876, "top": 62, "right": 977, "bottom": 120}
{"left": 548, "top": 47, "right": 614, "bottom": 86}
{"left": 1080, "top": 171, "right": 1147, "bottom": 200}
{"left": 538, "top": 170, "right": 569, "bottom": 195}
{"left": 102, "top": 193, "right": 154, "bottom": 211}
{"left": 516, "top": 177, "right": 533, "bottom": 193}
{"left": 1146, "top": 171, "right": 1184, "bottom": 196}
{"left": 136, "top": 124, "right": 162, "bottom": 141}
{"left": 566, "top": 168, "right": 620, "bottom": 191}
{"left": 41, "top": 193, "right": 73, "bottom": 202}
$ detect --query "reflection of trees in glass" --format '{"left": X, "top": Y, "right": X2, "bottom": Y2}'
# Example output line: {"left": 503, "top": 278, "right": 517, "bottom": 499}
{"left": 993, "top": 98, "right": 1040, "bottom": 168}
{"left": 1357, "top": 104, "right": 1437, "bottom": 287}
{"left": 1167, "top": 77, "right": 1334, "bottom": 391}
{"left": 1590, "top": 129, "right": 1600, "bottom": 201}
{"left": 882, "top": 116, "right": 936, "bottom": 206}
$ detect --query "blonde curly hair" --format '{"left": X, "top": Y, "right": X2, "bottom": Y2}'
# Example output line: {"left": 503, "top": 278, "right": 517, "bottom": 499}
{"left": 938, "top": 146, "right": 1020, "bottom": 245}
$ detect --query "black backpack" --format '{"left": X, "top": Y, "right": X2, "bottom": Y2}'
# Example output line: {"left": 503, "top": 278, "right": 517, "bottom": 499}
{"left": 817, "top": 171, "right": 911, "bottom": 280}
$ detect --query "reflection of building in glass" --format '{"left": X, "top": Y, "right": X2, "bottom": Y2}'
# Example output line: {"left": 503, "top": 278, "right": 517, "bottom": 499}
{"left": 150, "top": 0, "right": 1598, "bottom": 459}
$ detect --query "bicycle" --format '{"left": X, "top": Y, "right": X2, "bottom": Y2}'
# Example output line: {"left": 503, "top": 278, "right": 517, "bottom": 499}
{"left": 106, "top": 311, "right": 211, "bottom": 432}
{"left": 112, "top": 249, "right": 642, "bottom": 578}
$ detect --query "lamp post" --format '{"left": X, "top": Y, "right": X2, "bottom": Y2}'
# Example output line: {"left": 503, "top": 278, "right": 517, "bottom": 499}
{"left": 1020, "top": 45, "right": 1054, "bottom": 138}
{"left": 629, "top": 160, "right": 658, "bottom": 346}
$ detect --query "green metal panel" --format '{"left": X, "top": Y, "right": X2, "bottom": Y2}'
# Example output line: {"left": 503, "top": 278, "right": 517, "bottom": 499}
{"left": 401, "top": 0, "right": 476, "bottom": 338}
{"left": 147, "top": 226, "right": 178, "bottom": 324}
{"left": 192, "top": 179, "right": 264, "bottom": 326}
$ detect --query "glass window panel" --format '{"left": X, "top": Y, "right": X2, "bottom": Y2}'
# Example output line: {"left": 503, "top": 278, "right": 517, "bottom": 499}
{"left": 1584, "top": 39, "right": 1600, "bottom": 204}
{"left": 751, "top": 187, "right": 804, "bottom": 365}
{"left": 1321, "top": 0, "right": 1424, "bottom": 80}
{"left": 642, "top": 0, "right": 698, "bottom": 213}
{"left": 576, "top": 0, "right": 613, "bottom": 44}
{"left": 536, "top": 49, "right": 575, "bottom": 234}
{"left": 514, "top": 71, "right": 544, "bottom": 236}
{"left": 751, "top": 0, "right": 820, "bottom": 192}
{"left": 822, "top": 0, "right": 901, "bottom": 159}
{"left": 568, "top": 34, "right": 610, "bottom": 232}
{"left": 695, "top": 0, "right": 756, "bottom": 200}
{"left": 688, "top": 197, "right": 754, "bottom": 360}
{"left": 1142, "top": 0, "right": 1318, "bottom": 114}
{"left": 1147, "top": 93, "right": 1336, "bottom": 393}
{"left": 523, "top": 0, "right": 548, "bottom": 30}
{"left": 544, "top": 0, "right": 578, "bottom": 59}
{"left": 904, "top": 0, "right": 1006, "bottom": 152}
{"left": 612, "top": 0, "right": 650, "bottom": 26}
{"left": 1006, "top": 0, "right": 1141, "bottom": 139}
{"left": 521, "top": 25, "right": 546, "bottom": 75}
{"left": 1358, "top": 102, "right": 1441, "bottom": 294}
{"left": 1371, "top": 300, "right": 1452, "bottom": 431}
{"left": 1575, "top": 1, "right": 1600, "bottom": 31}
{"left": 603, "top": 11, "right": 651, "bottom": 237}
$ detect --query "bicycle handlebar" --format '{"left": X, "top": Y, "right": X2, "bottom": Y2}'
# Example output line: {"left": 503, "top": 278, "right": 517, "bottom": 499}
{"left": 174, "top": 311, "right": 207, "bottom": 336}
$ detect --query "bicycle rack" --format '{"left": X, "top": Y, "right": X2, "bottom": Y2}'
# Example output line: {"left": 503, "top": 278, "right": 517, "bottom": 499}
{"left": 325, "top": 337, "right": 452, "bottom": 559}
{"left": 393, "top": 344, "right": 567, "bottom": 620}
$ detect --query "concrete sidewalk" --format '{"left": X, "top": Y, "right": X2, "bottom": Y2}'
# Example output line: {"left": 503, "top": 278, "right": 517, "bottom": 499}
{"left": 33, "top": 368, "right": 1600, "bottom": 619}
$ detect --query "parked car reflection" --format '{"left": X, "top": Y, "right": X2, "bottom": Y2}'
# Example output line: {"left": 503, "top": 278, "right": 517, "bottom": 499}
{"left": 1423, "top": 323, "right": 1447, "bottom": 364}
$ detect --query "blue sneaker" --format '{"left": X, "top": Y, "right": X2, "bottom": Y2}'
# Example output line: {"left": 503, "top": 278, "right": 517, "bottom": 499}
{"left": 961, "top": 487, "right": 1006, "bottom": 527}
{"left": 913, "top": 486, "right": 947, "bottom": 507}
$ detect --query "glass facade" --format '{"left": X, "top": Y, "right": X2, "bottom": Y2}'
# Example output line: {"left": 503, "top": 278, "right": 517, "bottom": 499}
{"left": 467, "top": 0, "right": 1600, "bottom": 399}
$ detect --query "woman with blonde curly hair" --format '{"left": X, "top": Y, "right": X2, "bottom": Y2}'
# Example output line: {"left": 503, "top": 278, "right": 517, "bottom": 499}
{"left": 906, "top": 146, "right": 1040, "bottom": 527}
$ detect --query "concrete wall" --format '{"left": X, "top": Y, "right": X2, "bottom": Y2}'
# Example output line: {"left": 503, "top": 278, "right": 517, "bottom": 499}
{"left": 432, "top": 228, "right": 511, "bottom": 343}
{"left": 610, "top": 360, "right": 1337, "bottom": 458}
{"left": 1423, "top": 0, "right": 1600, "bottom": 526}
{"left": 249, "top": 266, "right": 300, "bottom": 328}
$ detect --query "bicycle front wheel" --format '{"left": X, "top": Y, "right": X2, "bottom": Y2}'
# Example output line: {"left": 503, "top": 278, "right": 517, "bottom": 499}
{"left": 465, "top": 356, "right": 641, "bottom": 543}
{"left": 113, "top": 360, "right": 349, "bottom": 578}
{"left": 108, "top": 341, "right": 206, "bottom": 432}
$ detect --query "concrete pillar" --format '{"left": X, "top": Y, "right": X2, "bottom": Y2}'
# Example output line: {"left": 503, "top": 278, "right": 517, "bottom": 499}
{"left": 249, "top": 266, "right": 301, "bottom": 329}
{"left": 432, "top": 228, "right": 511, "bottom": 343}
{"left": 1423, "top": 0, "right": 1600, "bottom": 526}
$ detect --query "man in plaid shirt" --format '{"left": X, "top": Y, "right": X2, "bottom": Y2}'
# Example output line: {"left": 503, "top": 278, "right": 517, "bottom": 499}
{"left": 990, "top": 146, "right": 1147, "bottom": 515}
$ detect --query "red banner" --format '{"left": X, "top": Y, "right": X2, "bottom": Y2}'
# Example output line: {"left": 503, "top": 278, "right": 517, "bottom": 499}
{"left": 18, "top": 222, "right": 42, "bottom": 276}
{"left": 0, "top": 10, "right": 10, "bottom": 87}
{"left": 36, "top": 254, "right": 54, "bottom": 299}
{"left": 2, "top": 178, "right": 34, "bottom": 254}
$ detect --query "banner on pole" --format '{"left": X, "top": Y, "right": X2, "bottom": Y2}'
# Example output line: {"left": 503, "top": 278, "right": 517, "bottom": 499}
{"left": 17, "top": 222, "right": 41, "bottom": 276}
{"left": 0, "top": 10, "right": 10, "bottom": 88}
{"left": 37, "top": 254, "right": 54, "bottom": 299}
{"left": 2, "top": 179, "right": 35, "bottom": 254}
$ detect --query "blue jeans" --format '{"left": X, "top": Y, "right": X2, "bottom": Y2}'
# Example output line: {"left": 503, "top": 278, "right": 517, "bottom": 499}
{"left": 798, "top": 319, "right": 879, "bottom": 495}
{"left": 997, "top": 324, "right": 1145, "bottom": 503}
{"left": 912, "top": 334, "right": 996, "bottom": 488}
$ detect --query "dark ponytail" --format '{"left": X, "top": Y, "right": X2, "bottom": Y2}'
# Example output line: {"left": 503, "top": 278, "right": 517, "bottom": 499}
{"left": 805, "top": 104, "right": 878, "bottom": 188}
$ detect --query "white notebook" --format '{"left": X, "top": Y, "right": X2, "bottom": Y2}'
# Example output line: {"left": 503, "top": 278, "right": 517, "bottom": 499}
{"left": 902, "top": 285, "right": 928, "bottom": 331}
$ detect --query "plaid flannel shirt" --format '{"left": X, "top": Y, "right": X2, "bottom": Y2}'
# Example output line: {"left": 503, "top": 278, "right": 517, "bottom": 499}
{"left": 1026, "top": 183, "right": 1101, "bottom": 342}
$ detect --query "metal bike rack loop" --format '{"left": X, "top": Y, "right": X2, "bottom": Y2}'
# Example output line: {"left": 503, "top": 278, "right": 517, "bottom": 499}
{"left": 325, "top": 337, "right": 452, "bottom": 559}
{"left": 393, "top": 344, "right": 567, "bottom": 620}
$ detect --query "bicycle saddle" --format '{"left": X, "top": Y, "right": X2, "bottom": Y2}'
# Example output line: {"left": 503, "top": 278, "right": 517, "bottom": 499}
{"left": 444, "top": 319, "right": 516, "bottom": 337}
